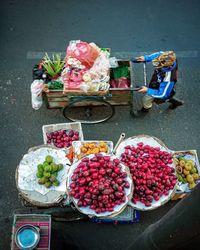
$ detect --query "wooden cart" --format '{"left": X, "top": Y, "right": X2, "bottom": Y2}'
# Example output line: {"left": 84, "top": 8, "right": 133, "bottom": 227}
{"left": 42, "top": 59, "right": 141, "bottom": 124}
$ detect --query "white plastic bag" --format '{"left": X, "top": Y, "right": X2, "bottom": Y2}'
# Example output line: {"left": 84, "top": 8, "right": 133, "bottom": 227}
{"left": 31, "top": 79, "right": 44, "bottom": 110}
{"left": 109, "top": 57, "right": 119, "bottom": 68}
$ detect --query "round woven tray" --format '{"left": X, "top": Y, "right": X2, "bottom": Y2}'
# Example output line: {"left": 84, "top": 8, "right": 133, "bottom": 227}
{"left": 115, "top": 134, "right": 177, "bottom": 211}
{"left": 66, "top": 153, "right": 133, "bottom": 218}
{"left": 16, "top": 144, "right": 69, "bottom": 208}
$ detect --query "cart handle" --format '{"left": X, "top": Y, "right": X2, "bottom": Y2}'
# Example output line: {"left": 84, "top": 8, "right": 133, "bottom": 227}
{"left": 132, "top": 87, "right": 142, "bottom": 91}
{"left": 132, "top": 60, "right": 147, "bottom": 86}
{"left": 67, "top": 93, "right": 112, "bottom": 100}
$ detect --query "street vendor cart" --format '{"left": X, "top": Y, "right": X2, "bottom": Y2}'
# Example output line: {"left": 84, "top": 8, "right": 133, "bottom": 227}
{"left": 42, "top": 59, "right": 134, "bottom": 123}
{"left": 34, "top": 41, "right": 142, "bottom": 123}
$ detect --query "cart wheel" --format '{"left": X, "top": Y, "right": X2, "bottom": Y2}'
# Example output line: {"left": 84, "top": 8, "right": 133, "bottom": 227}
{"left": 63, "top": 98, "right": 115, "bottom": 124}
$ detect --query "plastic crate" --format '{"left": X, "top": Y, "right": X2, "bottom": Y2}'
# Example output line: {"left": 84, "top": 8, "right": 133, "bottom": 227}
{"left": 42, "top": 122, "right": 84, "bottom": 145}
{"left": 91, "top": 206, "right": 140, "bottom": 224}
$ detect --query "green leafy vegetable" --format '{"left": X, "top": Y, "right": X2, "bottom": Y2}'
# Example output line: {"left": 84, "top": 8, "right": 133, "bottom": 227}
{"left": 42, "top": 53, "right": 65, "bottom": 78}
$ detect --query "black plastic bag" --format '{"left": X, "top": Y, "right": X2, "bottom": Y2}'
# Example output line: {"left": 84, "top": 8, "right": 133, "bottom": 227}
{"left": 32, "top": 63, "right": 46, "bottom": 80}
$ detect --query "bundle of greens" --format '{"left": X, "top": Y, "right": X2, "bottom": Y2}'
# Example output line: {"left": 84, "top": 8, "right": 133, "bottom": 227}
{"left": 48, "top": 80, "right": 63, "bottom": 89}
{"left": 42, "top": 53, "right": 65, "bottom": 79}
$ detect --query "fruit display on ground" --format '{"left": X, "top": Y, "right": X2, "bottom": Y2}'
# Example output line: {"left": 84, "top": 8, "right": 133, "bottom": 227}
{"left": 174, "top": 155, "right": 199, "bottom": 189}
{"left": 119, "top": 142, "right": 177, "bottom": 207}
{"left": 36, "top": 155, "right": 63, "bottom": 188}
{"left": 46, "top": 129, "right": 80, "bottom": 148}
{"left": 67, "top": 153, "right": 133, "bottom": 216}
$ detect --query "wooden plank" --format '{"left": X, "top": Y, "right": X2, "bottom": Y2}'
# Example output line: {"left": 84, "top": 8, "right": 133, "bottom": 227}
{"left": 47, "top": 101, "right": 68, "bottom": 109}
{"left": 47, "top": 97, "right": 70, "bottom": 102}
{"left": 44, "top": 89, "right": 132, "bottom": 108}
{"left": 108, "top": 89, "right": 131, "bottom": 105}
{"left": 62, "top": 89, "right": 109, "bottom": 96}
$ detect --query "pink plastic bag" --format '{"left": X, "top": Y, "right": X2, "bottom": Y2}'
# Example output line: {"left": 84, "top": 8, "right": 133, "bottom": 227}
{"left": 110, "top": 77, "right": 130, "bottom": 88}
{"left": 67, "top": 41, "right": 100, "bottom": 68}
{"left": 64, "top": 81, "right": 82, "bottom": 90}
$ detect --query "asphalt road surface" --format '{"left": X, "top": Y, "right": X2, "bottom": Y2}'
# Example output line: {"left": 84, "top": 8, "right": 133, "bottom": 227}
{"left": 0, "top": 0, "right": 200, "bottom": 249}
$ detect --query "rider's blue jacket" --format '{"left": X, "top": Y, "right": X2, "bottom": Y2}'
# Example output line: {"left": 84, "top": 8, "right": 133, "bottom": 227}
{"left": 143, "top": 52, "right": 178, "bottom": 100}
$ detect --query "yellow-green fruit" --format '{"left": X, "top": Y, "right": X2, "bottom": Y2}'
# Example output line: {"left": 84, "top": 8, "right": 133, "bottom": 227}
{"left": 183, "top": 169, "right": 189, "bottom": 176}
{"left": 58, "top": 164, "right": 63, "bottom": 171}
{"left": 36, "top": 171, "right": 43, "bottom": 178}
{"left": 38, "top": 178, "right": 43, "bottom": 185}
{"left": 185, "top": 163, "right": 192, "bottom": 171}
{"left": 186, "top": 175, "right": 194, "bottom": 184}
{"left": 49, "top": 175, "right": 57, "bottom": 182}
{"left": 44, "top": 165, "right": 52, "bottom": 172}
{"left": 182, "top": 178, "right": 187, "bottom": 184}
{"left": 43, "top": 162, "right": 49, "bottom": 167}
{"left": 37, "top": 164, "right": 44, "bottom": 171}
{"left": 38, "top": 177, "right": 48, "bottom": 184}
{"left": 191, "top": 167, "right": 197, "bottom": 174}
{"left": 52, "top": 172, "right": 58, "bottom": 177}
{"left": 189, "top": 182, "right": 196, "bottom": 189}
{"left": 53, "top": 180, "right": 60, "bottom": 186}
{"left": 174, "top": 158, "right": 179, "bottom": 166}
{"left": 192, "top": 173, "right": 199, "bottom": 180}
{"left": 177, "top": 174, "right": 183, "bottom": 182}
{"left": 45, "top": 181, "right": 52, "bottom": 188}
{"left": 186, "top": 160, "right": 195, "bottom": 168}
{"left": 43, "top": 172, "right": 51, "bottom": 178}
{"left": 51, "top": 163, "right": 58, "bottom": 173}
{"left": 45, "top": 155, "right": 53, "bottom": 164}
{"left": 179, "top": 160, "right": 186, "bottom": 167}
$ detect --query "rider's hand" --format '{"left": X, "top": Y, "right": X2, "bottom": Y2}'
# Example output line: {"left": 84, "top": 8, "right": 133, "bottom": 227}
{"left": 136, "top": 56, "right": 145, "bottom": 62}
{"left": 138, "top": 86, "right": 148, "bottom": 93}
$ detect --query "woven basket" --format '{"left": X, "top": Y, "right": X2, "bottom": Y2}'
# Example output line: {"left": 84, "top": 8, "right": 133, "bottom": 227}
{"left": 16, "top": 144, "right": 68, "bottom": 208}
{"left": 66, "top": 153, "right": 133, "bottom": 218}
{"left": 115, "top": 134, "right": 177, "bottom": 211}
